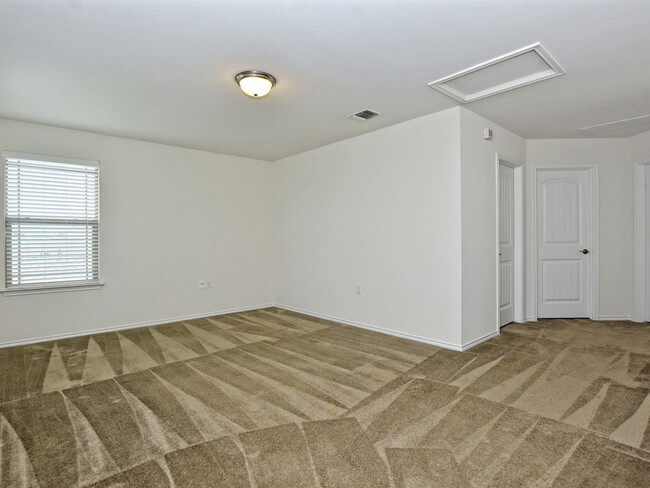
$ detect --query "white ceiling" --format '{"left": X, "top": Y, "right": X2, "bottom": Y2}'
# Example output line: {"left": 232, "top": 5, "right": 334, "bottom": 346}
{"left": 1, "top": 0, "right": 649, "bottom": 161}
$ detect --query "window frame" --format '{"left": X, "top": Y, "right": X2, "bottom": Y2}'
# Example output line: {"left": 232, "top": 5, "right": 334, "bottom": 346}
{"left": 2, "top": 151, "right": 103, "bottom": 296}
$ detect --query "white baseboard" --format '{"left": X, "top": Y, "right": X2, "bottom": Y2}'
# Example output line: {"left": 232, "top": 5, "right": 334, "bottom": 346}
{"left": 597, "top": 315, "right": 634, "bottom": 321}
{"left": 0, "top": 300, "right": 489, "bottom": 352}
{"left": 6, "top": 300, "right": 635, "bottom": 352}
{"left": 525, "top": 315, "right": 636, "bottom": 322}
{"left": 460, "top": 331, "right": 500, "bottom": 351}
{"left": 0, "top": 303, "right": 275, "bottom": 349}
{"left": 276, "top": 304, "right": 464, "bottom": 351}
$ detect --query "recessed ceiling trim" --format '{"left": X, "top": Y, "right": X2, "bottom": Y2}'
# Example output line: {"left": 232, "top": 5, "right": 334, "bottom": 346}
{"left": 580, "top": 114, "right": 650, "bottom": 135}
{"left": 428, "top": 43, "right": 566, "bottom": 103}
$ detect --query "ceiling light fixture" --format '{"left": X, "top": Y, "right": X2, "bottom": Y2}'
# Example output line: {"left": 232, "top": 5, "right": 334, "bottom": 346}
{"left": 235, "top": 70, "right": 276, "bottom": 98}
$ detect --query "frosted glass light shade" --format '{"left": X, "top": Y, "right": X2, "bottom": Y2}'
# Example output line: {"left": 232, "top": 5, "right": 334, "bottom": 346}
{"left": 235, "top": 71, "right": 276, "bottom": 98}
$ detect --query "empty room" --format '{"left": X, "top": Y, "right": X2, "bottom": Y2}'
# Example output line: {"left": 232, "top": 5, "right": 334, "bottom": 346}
{"left": 0, "top": 1, "right": 649, "bottom": 487}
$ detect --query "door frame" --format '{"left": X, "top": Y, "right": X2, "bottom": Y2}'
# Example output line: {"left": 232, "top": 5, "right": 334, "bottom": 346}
{"left": 633, "top": 161, "right": 650, "bottom": 322}
{"left": 532, "top": 164, "right": 599, "bottom": 320}
{"left": 495, "top": 155, "right": 524, "bottom": 329}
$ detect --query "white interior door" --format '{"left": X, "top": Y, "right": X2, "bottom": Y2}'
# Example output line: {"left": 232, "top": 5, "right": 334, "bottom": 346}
{"left": 499, "top": 163, "right": 515, "bottom": 326}
{"left": 537, "top": 168, "right": 592, "bottom": 318}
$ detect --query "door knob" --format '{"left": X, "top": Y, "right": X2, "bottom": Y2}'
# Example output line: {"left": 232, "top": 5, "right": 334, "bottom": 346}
{"left": 499, "top": 252, "right": 502, "bottom": 256}
{"left": 579, "top": 249, "right": 590, "bottom": 254}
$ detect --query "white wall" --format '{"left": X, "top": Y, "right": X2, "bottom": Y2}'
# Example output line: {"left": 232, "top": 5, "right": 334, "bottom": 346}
{"left": 459, "top": 108, "right": 526, "bottom": 344}
{"left": 631, "top": 130, "right": 650, "bottom": 162}
{"left": 4, "top": 114, "right": 641, "bottom": 348}
{"left": 274, "top": 108, "right": 464, "bottom": 347}
{"left": 0, "top": 119, "right": 275, "bottom": 345}
{"left": 525, "top": 139, "right": 633, "bottom": 320}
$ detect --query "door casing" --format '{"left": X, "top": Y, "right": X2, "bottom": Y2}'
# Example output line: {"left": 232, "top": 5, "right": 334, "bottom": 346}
{"left": 531, "top": 164, "right": 599, "bottom": 320}
{"left": 633, "top": 161, "right": 650, "bottom": 322}
{"left": 495, "top": 155, "right": 524, "bottom": 330}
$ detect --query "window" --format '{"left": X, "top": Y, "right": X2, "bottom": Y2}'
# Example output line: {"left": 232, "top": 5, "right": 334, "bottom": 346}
{"left": 3, "top": 152, "right": 100, "bottom": 293}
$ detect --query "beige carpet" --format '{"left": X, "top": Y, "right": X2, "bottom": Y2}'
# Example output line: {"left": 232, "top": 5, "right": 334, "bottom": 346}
{"left": 0, "top": 308, "right": 648, "bottom": 487}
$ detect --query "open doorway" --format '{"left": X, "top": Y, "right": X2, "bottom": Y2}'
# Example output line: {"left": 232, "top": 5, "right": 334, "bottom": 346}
{"left": 496, "top": 156, "right": 524, "bottom": 328}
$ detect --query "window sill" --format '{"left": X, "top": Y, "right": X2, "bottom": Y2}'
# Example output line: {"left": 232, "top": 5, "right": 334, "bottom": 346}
{"left": 1, "top": 283, "right": 104, "bottom": 297}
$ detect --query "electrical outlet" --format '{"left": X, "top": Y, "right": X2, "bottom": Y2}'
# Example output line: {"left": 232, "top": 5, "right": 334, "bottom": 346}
{"left": 199, "top": 280, "right": 211, "bottom": 289}
{"left": 356, "top": 284, "right": 362, "bottom": 295}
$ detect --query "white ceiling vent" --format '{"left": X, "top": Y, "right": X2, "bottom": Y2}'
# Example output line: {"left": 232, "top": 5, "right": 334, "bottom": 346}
{"left": 580, "top": 114, "right": 650, "bottom": 135}
{"left": 428, "top": 43, "right": 565, "bottom": 103}
{"left": 347, "top": 109, "right": 382, "bottom": 121}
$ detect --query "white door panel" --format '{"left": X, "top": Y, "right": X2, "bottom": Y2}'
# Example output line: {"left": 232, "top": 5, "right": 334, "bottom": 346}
{"left": 499, "top": 164, "right": 515, "bottom": 326}
{"left": 537, "top": 169, "right": 592, "bottom": 318}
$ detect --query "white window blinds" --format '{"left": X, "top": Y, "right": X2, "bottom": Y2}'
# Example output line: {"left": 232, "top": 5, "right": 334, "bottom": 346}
{"left": 4, "top": 154, "right": 100, "bottom": 290}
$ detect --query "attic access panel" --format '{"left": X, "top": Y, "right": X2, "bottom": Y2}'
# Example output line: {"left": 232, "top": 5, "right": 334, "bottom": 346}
{"left": 429, "top": 43, "right": 565, "bottom": 103}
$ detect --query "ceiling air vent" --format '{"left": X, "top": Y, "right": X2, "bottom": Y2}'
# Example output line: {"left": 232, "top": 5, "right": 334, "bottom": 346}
{"left": 580, "top": 115, "right": 650, "bottom": 135}
{"left": 428, "top": 43, "right": 565, "bottom": 103}
{"left": 347, "top": 109, "right": 382, "bottom": 121}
